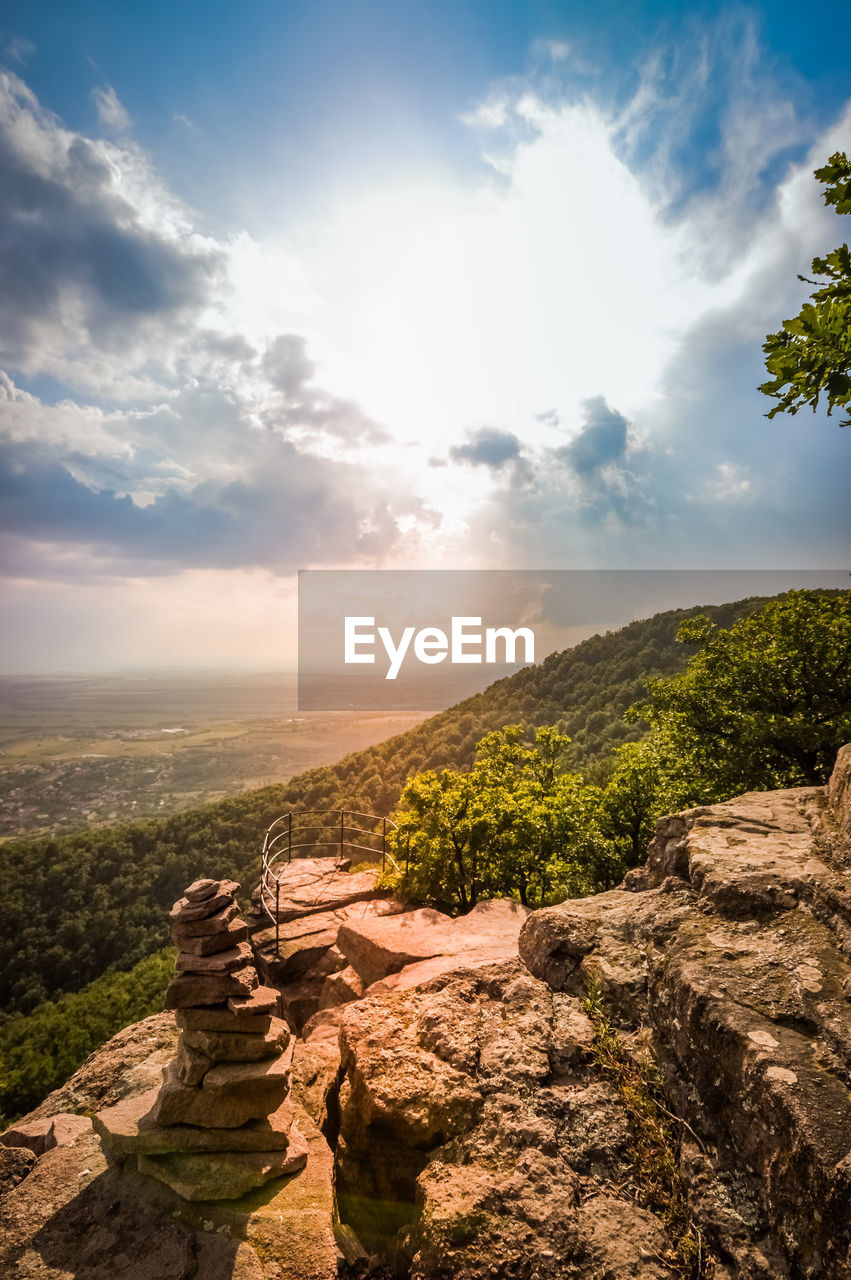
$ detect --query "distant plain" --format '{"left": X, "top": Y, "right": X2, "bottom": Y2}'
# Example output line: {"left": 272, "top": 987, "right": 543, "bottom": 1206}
{"left": 0, "top": 673, "right": 427, "bottom": 839}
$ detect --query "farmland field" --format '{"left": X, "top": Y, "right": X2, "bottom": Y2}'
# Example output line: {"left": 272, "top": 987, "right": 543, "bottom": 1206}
{"left": 0, "top": 672, "right": 427, "bottom": 838}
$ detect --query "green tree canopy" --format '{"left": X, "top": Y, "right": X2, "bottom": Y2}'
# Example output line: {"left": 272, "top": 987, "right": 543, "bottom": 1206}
{"left": 386, "top": 725, "right": 620, "bottom": 912}
{"left": 759, "top": 153, "right": 851, "bottom": 427}
{"left": 631, "top": 590, "right": 851, "bottom": 796}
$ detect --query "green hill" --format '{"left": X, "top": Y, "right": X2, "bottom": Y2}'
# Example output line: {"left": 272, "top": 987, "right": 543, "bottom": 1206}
{"left": 0, "top": 595, "right": 765, "bottom": 1023}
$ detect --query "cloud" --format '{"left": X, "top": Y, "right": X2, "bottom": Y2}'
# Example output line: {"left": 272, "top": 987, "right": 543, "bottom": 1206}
{"left": 704, "top": 462, "right": 753, "bottom": 502}
{"left": 263, "top": 333, "right": 315, "bottom": 396}
{"left": 2, "top": 20, "right": 851, "bottom": 662}
{"left": 450, "top": 426, "right": 523, "bottom": 469}
{"left": 3, "top": 36, "right": 36, "bottom": 65}
{"left": 261, "top": 333, "right": 389, "bottom": 445}
{"left": 91, "top": 85, "right": 130, "bottom": 132}
{"left": 0, "top": 71, "right": 223, "bottom": 394}
{"left": 558, "top": 397, "right": 628, "bottom": 476}
{"left": 0, "top": 423, "right": 425, "bottom": 577}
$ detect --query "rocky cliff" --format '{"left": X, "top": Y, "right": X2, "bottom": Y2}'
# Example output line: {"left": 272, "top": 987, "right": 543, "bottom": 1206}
{"left": 2, "top": 745, "right": 851, "bottom": 1279}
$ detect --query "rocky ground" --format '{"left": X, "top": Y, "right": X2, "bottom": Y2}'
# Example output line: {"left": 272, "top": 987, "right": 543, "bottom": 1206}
{"left": 2, "top": 745, "right": 851, "bottom": 1278}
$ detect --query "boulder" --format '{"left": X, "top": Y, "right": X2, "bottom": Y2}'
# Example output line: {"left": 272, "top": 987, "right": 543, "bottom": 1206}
{"left": 337, "top": 898, "right": 530, "bottom": 987}
{"left": 1, "top": 1116, "right": 56, "bottom": 1157}
{"left": 335, "top": 959, "right": 682, "bottom": 1273}
{"left": 319, "top": 964, "right": 365, "bottom": 1008}
{"left": 292, "top": 1009, "right": 345, "bottom": 1130}
{"left": 20, "top": 1011, "right": 179, "bottom": 1121}
{"left": 518, "top": 758, "right": 851, "bottom": 1279}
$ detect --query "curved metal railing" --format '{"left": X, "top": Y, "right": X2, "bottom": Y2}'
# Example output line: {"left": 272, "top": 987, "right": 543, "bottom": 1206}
{"left": 259, "top": 809, "right": 402, "bottom": 952}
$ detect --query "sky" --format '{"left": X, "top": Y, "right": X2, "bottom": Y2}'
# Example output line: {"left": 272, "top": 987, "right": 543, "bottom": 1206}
{"left": 0, "top": 0, "right": 849, "bottom": 671}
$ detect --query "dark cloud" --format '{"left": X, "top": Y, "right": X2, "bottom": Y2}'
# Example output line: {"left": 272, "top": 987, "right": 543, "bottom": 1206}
{"left": 535, "top": 408, "right": 560, "bottom": 426}
{"left": 450, "top": 426, "right": 523, "bottom": 469}
{"left": 558, "top": 396, "right": 628, "bottom": 475}
{"left": 0, "top": 434, "right": 419, "bottom": 576}
{"left": 0, "top": 72, "right": 222, "bottom": 373}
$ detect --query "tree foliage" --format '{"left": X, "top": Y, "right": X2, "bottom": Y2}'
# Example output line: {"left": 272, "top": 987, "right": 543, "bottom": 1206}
{"left": 632, "top": 589, "right": 851, "bottom": 796}
{"left": 0, "top": 948, "right": 173, "bottom": 1126}
{"left": 759, "top": 153, "right": 851, "bottom": 427}
{"left": 386, "top": 725, "right": 621, "bottom": 911}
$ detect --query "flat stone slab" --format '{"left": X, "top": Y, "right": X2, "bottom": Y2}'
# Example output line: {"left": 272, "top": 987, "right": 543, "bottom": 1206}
{"left": 184, "top": 878, "right": 220, "bottom": 903}
{"left": 136, "top": 1124, "right": 309, "bottom": 1200}
{"left": 94, "top": 1088, "right": 296, "bottom": 1154}
{"left": 170, "top": 880, "right": 240, "bottom": 923}
{"left": 176, "top": 1003, "right": 273, "bottom": 1035}
{"left": 365, "top": 945, "right": 532, "bottom": 996}
{"left": 255, "top": 857, "right": 387, "bottom": 924}
{"left": 175, "top": 940, "right": 254, "bottom": 973}
{"left": 176, "top": 920, "right": 249, "bottom": 955}
{"left": 228, "top": 984, "right": 280, "bottom": 1016}
{"left": 165, "top": 965, "right": 257, "bottom": 1008}
{"left": 0, "top": 1112, "right": 92, "bottom": 1157}
{"left": 203, "top": 1047, "right": 294, "bottom": 1091}
{"left": 173, "top": 901, "right": 240, "bottom": 937}
{"left": 153, "top": 1045, "right": 294, "bottom": 1128}
{"left": 182, "top": 1016, "right": 290, "bottom": 1062}
{"left": 337, "top": 898, "right": 530, "bottom": 987}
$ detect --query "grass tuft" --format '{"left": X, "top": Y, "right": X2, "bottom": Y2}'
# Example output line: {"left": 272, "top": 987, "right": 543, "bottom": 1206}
{"left": 583, "top": 978, "right": 718, "bottom": 1279}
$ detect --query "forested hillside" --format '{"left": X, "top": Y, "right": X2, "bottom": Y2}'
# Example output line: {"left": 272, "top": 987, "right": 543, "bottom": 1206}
{"left": 0, "top": 595, "right": 763, "bottom": 1020}
{"left": 0, "top": 596, "right": 777, "bottom": 1122}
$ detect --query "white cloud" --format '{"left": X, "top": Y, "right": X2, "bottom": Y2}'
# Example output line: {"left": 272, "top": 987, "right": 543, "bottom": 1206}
{"left": 2, "top": 24, "right": 850, "bottom": 674}
{"left": 91, "top": 85, "right": 130, "bottom": 132}
{"left": 705, "top": 463, "right": 753, "bottom": 502}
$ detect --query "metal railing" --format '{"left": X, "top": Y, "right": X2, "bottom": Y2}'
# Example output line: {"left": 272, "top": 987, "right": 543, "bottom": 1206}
{"left": 259, "top": 809, "right": 401, "bottom": 953}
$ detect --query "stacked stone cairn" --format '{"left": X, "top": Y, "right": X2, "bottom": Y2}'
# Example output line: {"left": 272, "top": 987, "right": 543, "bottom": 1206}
{"left": 99, "top": 877, "right": 307, "bottom": 1201}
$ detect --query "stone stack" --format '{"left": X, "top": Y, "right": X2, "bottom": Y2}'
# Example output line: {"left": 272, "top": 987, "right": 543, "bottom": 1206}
{"left": 95, "top": 877, "right": 308, "bottom": 1201}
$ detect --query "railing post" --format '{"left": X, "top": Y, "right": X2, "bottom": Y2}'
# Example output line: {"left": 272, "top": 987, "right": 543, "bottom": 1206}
{"left": 275, "top": 875, "right": 280, "bottom": 957}
{"left": 340, "top": 809, "right": 345, "bottom": 864}
{"left": 288, "top": 813, "right": 292, "bottom": 865}
{"left": 382, "top": 816, "right": 387, "bottom": 873}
